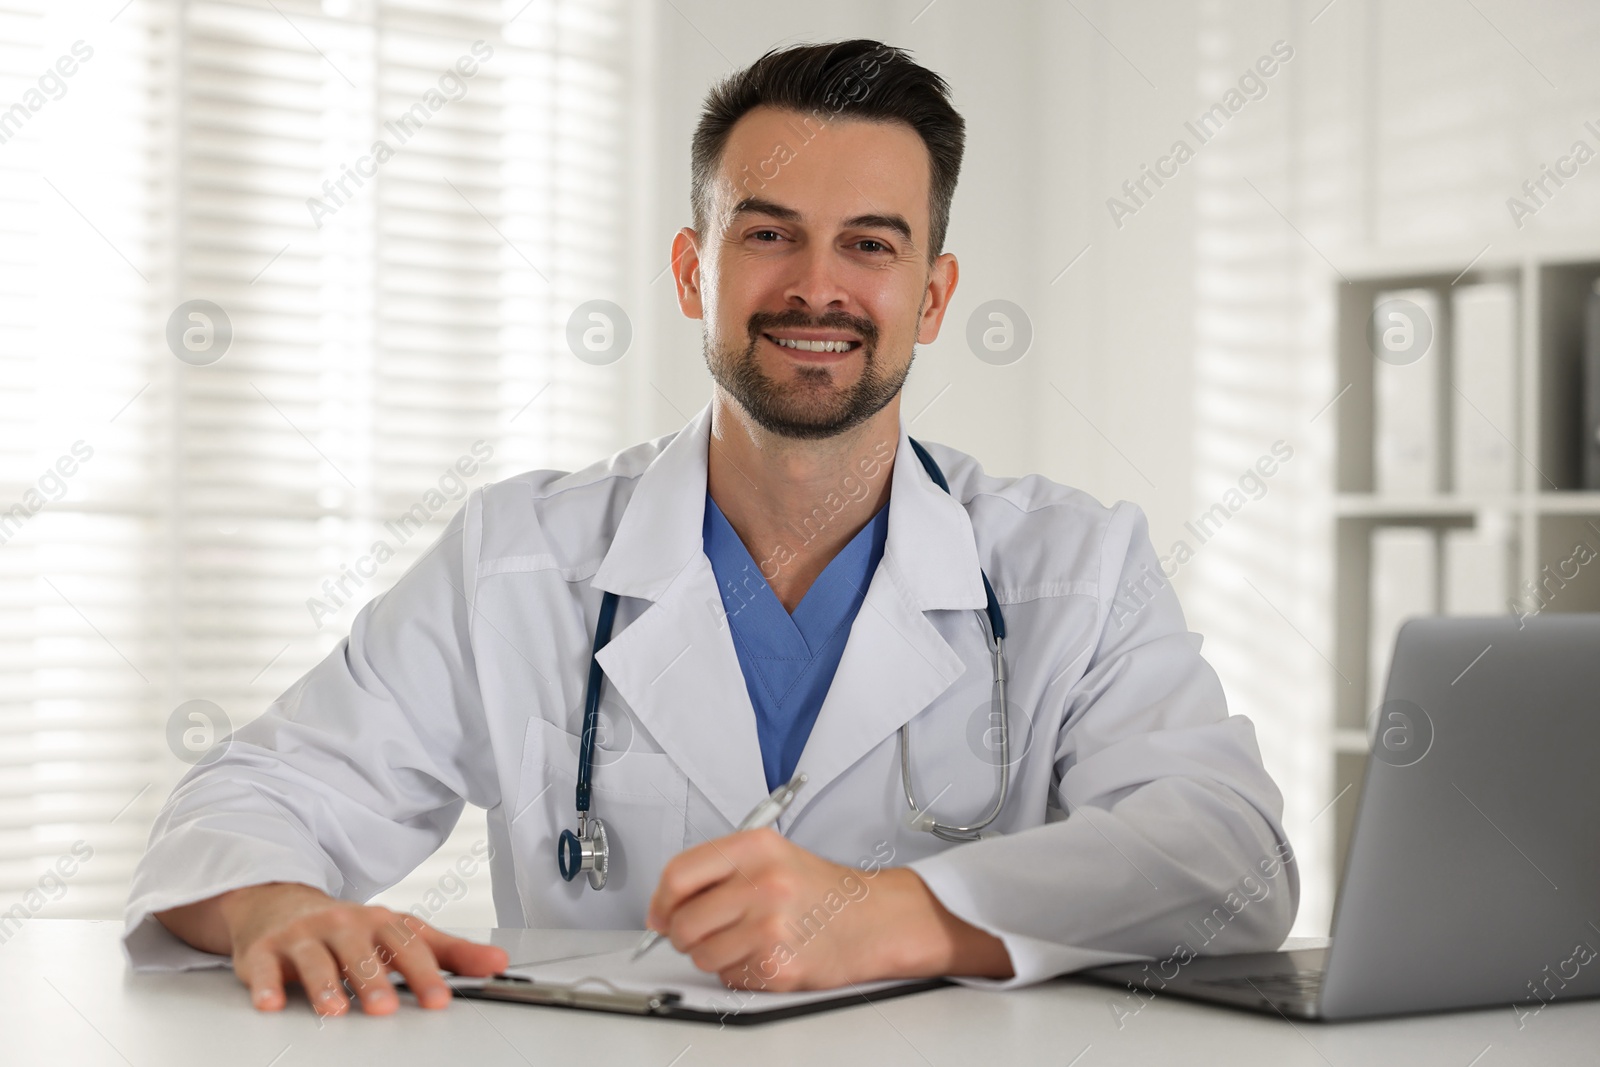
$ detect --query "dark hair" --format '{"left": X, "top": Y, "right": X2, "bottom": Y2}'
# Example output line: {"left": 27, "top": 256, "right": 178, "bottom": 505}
{"left": 690, "top": 39, "right": 965, "bottom": 264}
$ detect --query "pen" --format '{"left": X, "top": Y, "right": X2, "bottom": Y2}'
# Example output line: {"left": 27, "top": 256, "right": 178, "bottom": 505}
{"left": 631, "top": 771, "right": 808, "bottom": 962}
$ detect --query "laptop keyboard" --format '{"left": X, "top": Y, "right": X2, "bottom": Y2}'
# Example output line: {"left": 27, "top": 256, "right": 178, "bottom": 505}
{"left": 1196, "top": 970, "right": 1325, "bottom": 1002}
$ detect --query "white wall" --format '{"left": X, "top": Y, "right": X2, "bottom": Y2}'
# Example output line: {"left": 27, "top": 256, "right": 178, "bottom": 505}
{"left": 633, "top": 0, "right": 1600, "bottom": 936}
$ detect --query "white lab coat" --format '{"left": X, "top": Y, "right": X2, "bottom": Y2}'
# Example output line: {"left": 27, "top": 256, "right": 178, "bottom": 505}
{"left": 125, "top": 401, "right": 1298, "bottom": 989}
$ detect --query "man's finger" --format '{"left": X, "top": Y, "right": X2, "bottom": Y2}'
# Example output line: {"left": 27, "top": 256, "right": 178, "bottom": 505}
{"left": 648, "top": 832, "right": 762, "bottom": 930}
{"left": 418, "top": 923, "right": 509, "bottom": 977}
{"left": 328, "top": 929, "right": 398, "bottom": 1015}
{"left": 234, "top": 946, "right": 287, "bottom": 1012}
{"left": 377, "top": 922, "right": 452, "bottom": 1009}
{"left": 677, "top": 905, "right": 759, "bottom": 974}
{"left": 283, "top": 938, "right": 349, "bottom": 1016}
{"left": 664, "top": 879, "right": 749, "bottom": 956}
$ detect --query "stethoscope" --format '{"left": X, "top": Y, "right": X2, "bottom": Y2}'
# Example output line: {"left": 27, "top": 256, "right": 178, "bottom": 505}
{"left": 557, "top": 437, "right": 1010, "bottom": 890}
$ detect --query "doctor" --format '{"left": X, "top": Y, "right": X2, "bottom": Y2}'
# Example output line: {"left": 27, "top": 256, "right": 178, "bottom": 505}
{"left": 128, "top": 38, "right": 1298, "bottom": 1016}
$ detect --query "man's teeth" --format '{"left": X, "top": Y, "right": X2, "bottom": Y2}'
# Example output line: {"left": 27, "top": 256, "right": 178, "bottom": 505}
{"left": 770, "top": 336, "right": 858, "bottom": 352}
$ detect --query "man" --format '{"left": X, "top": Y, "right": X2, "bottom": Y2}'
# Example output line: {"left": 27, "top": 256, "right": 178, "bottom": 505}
{"left": 128, "top": 39, "right": 1298, "bottom": 1016}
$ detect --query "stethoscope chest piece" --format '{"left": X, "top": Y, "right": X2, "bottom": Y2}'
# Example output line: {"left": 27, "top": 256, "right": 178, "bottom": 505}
{"left": 558, "top": 814, "right": 608, "bottom": 890}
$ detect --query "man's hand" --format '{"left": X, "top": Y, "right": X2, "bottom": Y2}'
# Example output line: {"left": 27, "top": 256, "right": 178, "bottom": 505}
{"left": 644, "top": 829, "right": 1014, "bottom": 991}
{"left": 155, "top": 882, "right": 508, "bottom": 1016}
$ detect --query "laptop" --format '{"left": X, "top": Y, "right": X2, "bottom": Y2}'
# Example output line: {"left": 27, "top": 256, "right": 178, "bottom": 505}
{"left": 1080, "top": 614, "right": 1600, "bottom": 1021}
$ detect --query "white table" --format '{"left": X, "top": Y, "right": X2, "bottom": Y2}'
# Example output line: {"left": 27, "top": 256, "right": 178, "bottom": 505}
{"left": 5, "top": 920, "right": 1596, "bottom": 1065}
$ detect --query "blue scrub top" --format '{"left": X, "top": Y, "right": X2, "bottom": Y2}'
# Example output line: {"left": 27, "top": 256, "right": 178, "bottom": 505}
{"left": 702, "top": 493, "right": 890, "bottom": 792}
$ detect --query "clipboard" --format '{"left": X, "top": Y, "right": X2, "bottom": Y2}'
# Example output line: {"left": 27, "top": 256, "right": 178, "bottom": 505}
{"left": 451, "top": 972, "right": 949, "bottom": 1025}
{"left": 432, "top": 944, "right": 949, "bottom": 1025}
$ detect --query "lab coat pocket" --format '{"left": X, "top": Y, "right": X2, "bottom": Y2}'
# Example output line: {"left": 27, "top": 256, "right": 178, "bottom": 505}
{"left": 510, "top": 715, "right": 689, "bottom": 926}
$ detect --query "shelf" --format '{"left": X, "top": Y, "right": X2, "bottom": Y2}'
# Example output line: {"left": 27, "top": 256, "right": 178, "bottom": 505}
{"left": 1329, "top": 248, "right": 1600, "bottom": 893}
{"left": 1333, "top": 493, "right": 1600, "bottom": 517}
{"left": 1337, "top": 492, "right": 1600, "bottom": 518}
{"left": 1338, "top": 241, "right": 1600, "bottom": 282}
{"left": 1333, "top": 495, "right": 1519, "bottom": 517}
{"left": 1533, "top": 493, "right": 1600, "bottom": 514}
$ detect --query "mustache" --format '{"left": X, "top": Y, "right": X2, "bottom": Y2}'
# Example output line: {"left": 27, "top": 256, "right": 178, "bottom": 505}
{"left": 747, "top": 310, "right": 878, "bottom": 348}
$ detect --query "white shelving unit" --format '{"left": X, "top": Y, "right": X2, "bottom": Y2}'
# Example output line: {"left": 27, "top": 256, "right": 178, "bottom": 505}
{"left": 1330, "top": 250, "right": 1600, "bottom": 885}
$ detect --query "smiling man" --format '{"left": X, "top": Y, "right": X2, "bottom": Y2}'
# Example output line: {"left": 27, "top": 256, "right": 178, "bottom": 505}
{"left": 128, "top": 39, "right": 1297, "bottom": 1015}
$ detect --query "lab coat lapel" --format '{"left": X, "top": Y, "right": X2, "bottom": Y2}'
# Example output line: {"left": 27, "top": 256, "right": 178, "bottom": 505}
{"left": 589, "top": 401, "right": 991, "bottom": 835}
{"left": 782, "top": 411, "right": 990, "bottom": 828}
{"left": 590, "top": 403, "right": 772, "bottom": 833}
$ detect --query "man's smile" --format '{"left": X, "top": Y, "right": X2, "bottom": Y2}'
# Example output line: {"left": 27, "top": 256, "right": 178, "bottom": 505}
{"left": 761, "top": 331, "right": 864, "bottom": 362}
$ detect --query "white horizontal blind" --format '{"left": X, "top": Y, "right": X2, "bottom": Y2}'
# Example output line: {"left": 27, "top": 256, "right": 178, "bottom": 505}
{"left": 0, "top": 0, "right": 162, "bottom": 925}
{"left": 0, "top": 0, "right": 637, "bottom": 932}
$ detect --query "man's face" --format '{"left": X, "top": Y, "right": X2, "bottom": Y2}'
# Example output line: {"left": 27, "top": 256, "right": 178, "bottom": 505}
{"left": 676, "top": 106, "right": 957, "bottom": 440}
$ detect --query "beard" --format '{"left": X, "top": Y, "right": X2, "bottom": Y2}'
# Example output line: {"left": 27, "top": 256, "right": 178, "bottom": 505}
{"left": 705, "top": 309, "right": 911, "bottom": 440}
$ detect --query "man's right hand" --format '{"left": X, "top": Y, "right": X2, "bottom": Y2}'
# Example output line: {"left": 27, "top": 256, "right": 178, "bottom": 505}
{"left": 155, "top": 882, "right": 509, "bottom": 1016}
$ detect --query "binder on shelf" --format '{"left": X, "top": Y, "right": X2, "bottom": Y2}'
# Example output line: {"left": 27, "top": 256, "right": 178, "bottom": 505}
{"left": 1373, "top": 288, "right": 1442, "bottom": 495}
{"left": 1442, "top": 521, "right": 1513, "bottom": 616}
{"left": 1451, "top": 283, "right": 1518, "bottom": 494}
{"left": 1368, "top": 526, "right": 1437, "bottom": 718}
{"left": 1584, "top": 279, "right": 1600, "bottom": 490}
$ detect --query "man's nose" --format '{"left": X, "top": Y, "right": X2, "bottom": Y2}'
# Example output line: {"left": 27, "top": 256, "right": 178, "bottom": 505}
{"left": 782, "top": 242, "right": 851, "bottom": 312}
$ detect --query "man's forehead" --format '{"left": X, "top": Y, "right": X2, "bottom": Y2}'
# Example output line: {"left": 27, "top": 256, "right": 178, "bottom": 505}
{"left": 712, "top": 108, "right": 929, "bottom": 232}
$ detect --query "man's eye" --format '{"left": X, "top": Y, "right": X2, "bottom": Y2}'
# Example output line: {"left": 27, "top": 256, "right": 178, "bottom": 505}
{"left": 857, "top": 239, "right": 889, "bottom": 253}
{"left": 751, "top": 230, "right": 783, "bottom": 242}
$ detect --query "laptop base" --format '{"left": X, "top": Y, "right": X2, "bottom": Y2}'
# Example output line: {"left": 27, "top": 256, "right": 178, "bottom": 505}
{"left": 1080, "top": 948, "right": 1326, "bottom": 1021}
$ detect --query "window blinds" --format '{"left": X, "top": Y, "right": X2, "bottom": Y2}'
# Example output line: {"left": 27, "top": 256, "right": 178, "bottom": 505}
{"left": 0, "top": 0, "right": 637, "bottom": 931}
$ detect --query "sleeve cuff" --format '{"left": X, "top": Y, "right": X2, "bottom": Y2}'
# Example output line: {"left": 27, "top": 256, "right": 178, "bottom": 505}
{"left": 906, "top": 855, "right": 1146, "bottom": 989}
{"left": 121, "top": 913, "right": 233, "bottom": 973}
{"left": 122, "top": 831, "right": 345, "bottom": 972}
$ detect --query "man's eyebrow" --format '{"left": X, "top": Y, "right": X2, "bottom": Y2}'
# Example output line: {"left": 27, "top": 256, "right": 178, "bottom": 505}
{"left": 730, "top": 197, "right": 914, "bottom": 244}
{"left": 843, "top": 212, "right": 914, "bottom": 243}
{"left": 732, "top": 196, "right": 801, "bottom": 223}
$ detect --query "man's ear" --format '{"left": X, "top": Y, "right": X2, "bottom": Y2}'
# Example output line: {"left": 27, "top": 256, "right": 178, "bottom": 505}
{"left": 916, "top": 251, "right": 959, "bottom": 344}
{"left": 672, "top": 228, "right": 704, "bottom": 320}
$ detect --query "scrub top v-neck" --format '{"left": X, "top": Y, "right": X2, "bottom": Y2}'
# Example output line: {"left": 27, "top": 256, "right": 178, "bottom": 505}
{"left": 702, "top": 493, "right": 891, "bottom": 792}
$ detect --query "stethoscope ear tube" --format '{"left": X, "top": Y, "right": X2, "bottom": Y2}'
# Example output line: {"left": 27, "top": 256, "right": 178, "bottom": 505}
{"left": 901, "top": 623, "right": 1009, "bottom": 842}
{"left": 899, "top": 439, "right": 1011, "bottom": 841}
